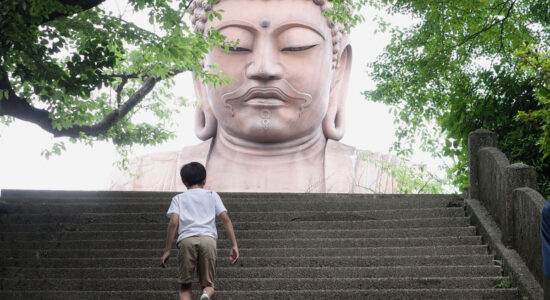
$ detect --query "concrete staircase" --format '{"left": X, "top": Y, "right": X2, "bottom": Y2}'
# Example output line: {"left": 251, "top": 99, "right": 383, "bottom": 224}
{"left": 0, "top": 191, "right": 518, "bottom": 299}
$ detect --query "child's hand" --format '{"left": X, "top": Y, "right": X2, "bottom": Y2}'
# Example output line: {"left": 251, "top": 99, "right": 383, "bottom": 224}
{"left": 229, "top": 246, "right": 239, "bottom": 264}
{"left": 160, "top": 250, "right": 171, "bottom": 268}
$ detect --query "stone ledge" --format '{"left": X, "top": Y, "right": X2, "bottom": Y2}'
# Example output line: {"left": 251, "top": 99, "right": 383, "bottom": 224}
{"left": 466, "top": 198, "right": 543, "bottom": 299}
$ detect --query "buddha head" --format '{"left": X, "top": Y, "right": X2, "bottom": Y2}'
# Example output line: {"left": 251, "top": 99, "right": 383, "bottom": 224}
{"left": 191, "top": 0, "right": 352, "bottom": 144}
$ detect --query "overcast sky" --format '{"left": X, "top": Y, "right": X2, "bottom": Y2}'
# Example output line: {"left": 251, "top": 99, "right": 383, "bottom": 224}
{"left": 0, "top": 2, "right": 448, "bottom": 191}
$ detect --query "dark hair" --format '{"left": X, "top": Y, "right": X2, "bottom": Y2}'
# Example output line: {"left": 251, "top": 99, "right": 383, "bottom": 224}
{"left": 180, "top": 162, "right": 206, "bottom": 186}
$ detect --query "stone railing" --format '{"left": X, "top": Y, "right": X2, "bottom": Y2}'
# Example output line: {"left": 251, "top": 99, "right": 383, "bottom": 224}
{"left": 468, "top": 129, "right": 549, "bottom": 299}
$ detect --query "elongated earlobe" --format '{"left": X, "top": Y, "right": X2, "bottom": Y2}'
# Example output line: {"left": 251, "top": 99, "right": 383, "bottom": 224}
{"left": 194, "top": 103, "right": 217, "bottom": 140}
{"left": 323, "top": 43, "right": 352, "bottom": 141}
{"left": 193, "top": 77, "right": 217, "bottom": 140}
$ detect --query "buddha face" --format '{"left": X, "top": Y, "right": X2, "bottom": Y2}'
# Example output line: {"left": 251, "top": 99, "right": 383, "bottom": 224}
{"left": 197, "top": 0, "right": 338, "bottom": 142}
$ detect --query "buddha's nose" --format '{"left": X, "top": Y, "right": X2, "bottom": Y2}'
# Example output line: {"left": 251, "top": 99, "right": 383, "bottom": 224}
{"left": 245, "top": 44, "right": 283, "bottom": 81}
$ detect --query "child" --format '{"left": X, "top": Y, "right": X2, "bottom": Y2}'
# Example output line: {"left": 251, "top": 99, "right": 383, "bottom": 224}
{"left": 160, "top": 162, "right": 239, "bottom": 300}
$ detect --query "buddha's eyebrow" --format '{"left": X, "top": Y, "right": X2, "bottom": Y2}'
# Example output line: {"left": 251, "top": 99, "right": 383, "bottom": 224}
{"left": 215, "top": 20, "right": 258, "bottom": 33}
{"left": 275, "top": 21, "right": 326, "bottom": 41}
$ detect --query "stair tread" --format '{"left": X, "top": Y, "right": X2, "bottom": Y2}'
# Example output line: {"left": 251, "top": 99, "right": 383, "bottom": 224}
{"left": 0, "top": 191, "right": 516, "bottom": 298}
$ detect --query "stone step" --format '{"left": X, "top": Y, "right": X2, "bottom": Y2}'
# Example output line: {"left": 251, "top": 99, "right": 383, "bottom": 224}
{"left": 0, "top": 277, "right": 507, "bottom": 291}
{"left": 2, "top": 255, "right": 494, "bottom": 268}
{"left": 1, "top": 195, "right": 461, "bottom": 202}
{"left": 1, "top": 190, "right": 459, "bottom": 201}
{"left": 0, "top": 236, "right": 483, "bottom": 249}
{"left": 0, "top": 207, "right": 465, "bottom": 223}
{"left": 1, "top": 227, "right": 477, "bottom": 240}
{"left": 1, "top": 245, "right": 489, "bottom": 259}
{"left": 1, "top": 198, "right": 463, "bottom": 213}
{"left": 0, "top": 217, "right": 471, "bottom": 231}
{"left": 0, "top": 191, "right": 514, "bottom": 299}
{"left": 1, "top": 266, "right": 505, "bottom": 279}
{"left": 0, "top": 288, "right": 518, "bottom": 300}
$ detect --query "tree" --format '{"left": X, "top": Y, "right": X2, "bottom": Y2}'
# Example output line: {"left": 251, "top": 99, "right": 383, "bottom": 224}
{"left": 0, "top": 0, "right": 366, "bottom": 160}
{"left": 365, "top": 0, "right": 550, "bottom": 197}
{"left": 0, "top": 0, "right": 231, "bottom": 159}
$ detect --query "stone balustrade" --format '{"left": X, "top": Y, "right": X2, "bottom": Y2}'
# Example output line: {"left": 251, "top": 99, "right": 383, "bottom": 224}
{"left": 468, "top": 128, "right": 549, "bottom": 299}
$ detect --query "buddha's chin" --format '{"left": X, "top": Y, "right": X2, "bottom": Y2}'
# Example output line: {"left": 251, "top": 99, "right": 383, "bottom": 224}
{"left": 221, "top": 120, "right": 313, "bottom": 144}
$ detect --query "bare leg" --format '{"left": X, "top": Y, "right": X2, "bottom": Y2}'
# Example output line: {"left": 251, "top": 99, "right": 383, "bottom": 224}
{"left": 203, "top": 285, "right": 215, "bottom": 298}
{"left": 179, "top": 283, "right": 192, "bottom": 300}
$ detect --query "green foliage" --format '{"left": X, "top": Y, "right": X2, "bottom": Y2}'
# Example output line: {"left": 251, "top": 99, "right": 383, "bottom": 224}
{"left": 516, "top": 46, "right": 550, "bottom": 158}
{"left": 365, "top": 0, "right": 550, "bottom": 197}
{"left": 0, "top": 0, "right": 229, "bottom": 158}
{"left": 494, "top": 275, "right": 512, "bottom": 289}
{"left": 357, "top": 150, "right": 447, "bottom": 194}
{"left": 326, "top": 0, "right": 368, "bottom": 32}
{"left": 41, "top": 141, "right": 66, "bottom": 159}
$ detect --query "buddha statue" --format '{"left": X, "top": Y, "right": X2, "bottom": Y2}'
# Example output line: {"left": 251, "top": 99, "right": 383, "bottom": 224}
{"left": 111, "top": 0, "right": 397, "bottom": 193}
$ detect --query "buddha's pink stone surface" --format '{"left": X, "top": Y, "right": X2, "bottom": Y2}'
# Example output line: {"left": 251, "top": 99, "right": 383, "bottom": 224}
{"left": 111, "top": 0, "right": 397, "bottom": 193}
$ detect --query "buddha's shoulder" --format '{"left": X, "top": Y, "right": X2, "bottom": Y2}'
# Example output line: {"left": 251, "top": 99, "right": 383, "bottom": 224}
{"left": 325, "top": 139, "right": 356, "bottom": 156}
{"left": 109, "top": 139, "right": 212, "bottom": 191}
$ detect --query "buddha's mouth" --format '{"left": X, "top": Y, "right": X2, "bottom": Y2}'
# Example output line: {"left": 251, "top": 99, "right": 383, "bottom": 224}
{"left": 222, "top": 80, "right": 312, "bottom": 108}
{"left": 243, "top": 88, "right": 288, "bottom": 107}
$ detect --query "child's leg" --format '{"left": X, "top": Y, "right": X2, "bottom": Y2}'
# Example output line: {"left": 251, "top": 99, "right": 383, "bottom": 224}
{"left": 177, "top": 238, "right": 198, "bottom": 299}
{"left": 197, "top": 237, "right": 217, "bottom": 298}
{"left": 179, "top": 283, "right": 192, "bottom": 300}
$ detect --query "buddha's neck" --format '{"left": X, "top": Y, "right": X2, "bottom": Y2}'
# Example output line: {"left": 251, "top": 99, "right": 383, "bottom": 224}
{"left": 213, "top": 127, "right": 326, "bottom": 163}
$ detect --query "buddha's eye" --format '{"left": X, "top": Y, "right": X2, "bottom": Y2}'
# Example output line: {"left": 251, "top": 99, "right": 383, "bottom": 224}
{"left": 229, "top": 46, "right": 252, "bottom": 52}
{"left": 278, "top": 26, "right": 324, "bottom": 54}
{"left": 281, "top": 44, "right": 317, "bottom": 52}
{"left": 218, "top": 26, "right": 253, "bottom": 54}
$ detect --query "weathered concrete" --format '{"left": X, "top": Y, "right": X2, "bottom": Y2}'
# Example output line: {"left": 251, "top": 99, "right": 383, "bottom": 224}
{"left": 478, "top": 147, "right": 509, "bottom": 236}
{"left": 466, "top": 198, "right": 544, "bottom": 299}
{"left": 2, "top": 265, "right": 505, "bottom": 279}
{"left": 477, "top": 149, "right": 537, "bottom": 247}
{"left": 1, "top": 245, "right": 490, "bottom": 259}
{"left": 504, "top": 164, "right": 537, "bottom": 247}
{"left": 2, "top": 226, "right": 477, "bottom": 240}
{"left": 2, "top": 255, "right": 494, "bottom": 268}
{"left": 468, "top": 128, "right": 546, "bottom": 298}
{"left": 513, "top": 187, "right": 550, "bottom": 300}
{"left": 1, "top": 277, "right": 508, "bottom": 291}
{"left": 468, "top": 129, "right": 497, "bottom": 199}
{"left": 0, "top": 289, "right": 519, "bottom": 300}
{"left": 0, "top": 191, "right": 517, "bottom": 299}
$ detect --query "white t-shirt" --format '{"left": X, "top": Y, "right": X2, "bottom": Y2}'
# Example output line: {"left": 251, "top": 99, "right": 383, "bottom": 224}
{"left": 166, "top": 188, "right": 227, "bottom": 243}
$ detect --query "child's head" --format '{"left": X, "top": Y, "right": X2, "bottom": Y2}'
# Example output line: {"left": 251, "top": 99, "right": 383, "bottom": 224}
{"left": 180, "top": 162, "right": 206, "bottom": 188}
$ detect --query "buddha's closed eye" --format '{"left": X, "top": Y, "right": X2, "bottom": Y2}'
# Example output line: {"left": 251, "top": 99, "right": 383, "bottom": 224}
{"left": 229, "top": 46, "right": 252, "bottom": 52}
{"left": 281, "top": 44, "right": 317, "bottom": 52}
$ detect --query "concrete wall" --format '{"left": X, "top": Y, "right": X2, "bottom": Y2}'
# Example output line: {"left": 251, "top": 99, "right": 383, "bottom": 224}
{"left": 513, "top": 188, "right": 547, "bottom": 284}
{"left": 478, "top": 147, "right": 509, "bottom": 237}
{"left": 469, "top": 129, "right": 548, "bottom": 298}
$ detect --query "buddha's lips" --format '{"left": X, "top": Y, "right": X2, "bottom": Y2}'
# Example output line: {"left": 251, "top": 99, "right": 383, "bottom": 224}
{"left": 243, "top": 88, "right": 290, "bottom": 105}
{"left": 222, "top": 80, "right": 312, "bottom": 108}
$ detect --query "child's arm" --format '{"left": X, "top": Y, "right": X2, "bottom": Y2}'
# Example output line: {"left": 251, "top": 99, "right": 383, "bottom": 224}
{"left": 160, "top": 213, "right": 179, "bottom": 268}
{"left": 219, "top": 211, "right": 239, "bottom": 264}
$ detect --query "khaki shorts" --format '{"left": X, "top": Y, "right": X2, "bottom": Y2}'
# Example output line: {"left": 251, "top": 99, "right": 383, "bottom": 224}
{"left": 176, "top": 236, "right": 217, "bottom": 287}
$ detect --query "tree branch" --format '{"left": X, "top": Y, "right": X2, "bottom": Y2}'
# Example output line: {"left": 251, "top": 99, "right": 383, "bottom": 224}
{"left": 0, "top": 72, "right": 160, "bottom": 138}
{"left": 455, "top": 0, "right": 516, "bottom": 50}
{"left": 115, "top": 76, "right": 129, "bottom": 107}
{"left": 42, "top": 0, "right": 107, "bottom": 24}
{"left": 0, "top": 0, "right": 107, "bottom": 37}
{"left": 499, "top": 1, "right": 516, "bottom": 51}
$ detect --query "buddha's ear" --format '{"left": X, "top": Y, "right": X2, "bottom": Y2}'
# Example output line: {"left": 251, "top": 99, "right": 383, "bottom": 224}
{"left": 193, "top": 75, "right": 217, "bottom": 140}
{"left": 323, "top": 41, "right": 352, "bottom": 141}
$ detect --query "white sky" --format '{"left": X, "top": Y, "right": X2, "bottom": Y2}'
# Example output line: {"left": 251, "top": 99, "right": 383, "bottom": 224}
{"left": 0, "top": 2, "right": 448, "bottom": 191}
